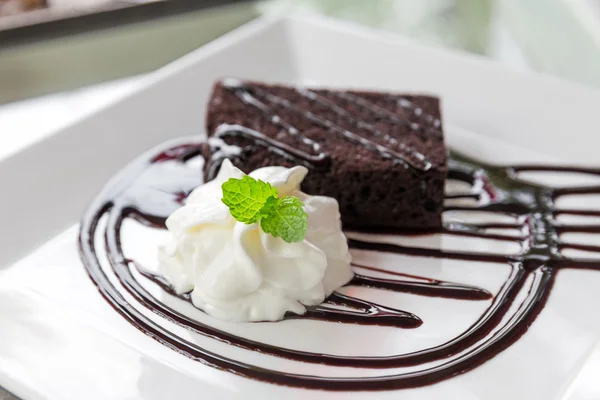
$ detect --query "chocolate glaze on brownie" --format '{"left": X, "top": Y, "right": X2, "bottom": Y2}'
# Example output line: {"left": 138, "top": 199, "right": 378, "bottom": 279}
{"left": 203, "top": 79, "right": 447, "bottom": 229}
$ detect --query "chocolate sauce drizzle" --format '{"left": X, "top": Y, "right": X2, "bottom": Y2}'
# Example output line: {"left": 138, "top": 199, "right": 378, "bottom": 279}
{"left": 216, "top": 79, "right": 434, "bottom": 171}
{"left": 79, "top": 135, "right": 600, "bottom": 391}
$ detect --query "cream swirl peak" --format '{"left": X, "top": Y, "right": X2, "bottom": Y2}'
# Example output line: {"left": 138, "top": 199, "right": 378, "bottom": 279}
{"left": 158, "top": 159, "right": 354, "bottom": 322}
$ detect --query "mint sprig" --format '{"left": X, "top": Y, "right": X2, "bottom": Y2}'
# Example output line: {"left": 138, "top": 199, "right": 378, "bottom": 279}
{"left": 221, "top": 176, "right": 278, "bottom": 224}
{"left": 260, "top": 196, "right": 307, "bottom": 243}
{"left": 221, "top": 176, "right": 308, "bottom": 243}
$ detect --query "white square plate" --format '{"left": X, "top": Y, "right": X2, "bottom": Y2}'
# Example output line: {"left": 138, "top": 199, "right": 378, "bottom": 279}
{"left": 2, "top": 15, "right": 600, "bottom": 400}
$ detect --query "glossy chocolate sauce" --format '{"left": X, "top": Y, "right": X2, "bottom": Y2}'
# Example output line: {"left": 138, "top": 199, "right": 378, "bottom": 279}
{"left": 78, "top": 84, "right": 600, "bottom": 391}
{"left": 79, "top": 138, "right": 600, "bottom": 391}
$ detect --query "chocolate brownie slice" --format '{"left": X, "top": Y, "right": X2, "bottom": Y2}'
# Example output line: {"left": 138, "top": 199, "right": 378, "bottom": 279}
{"left": 203, "top": 79, "right": 447, "bottom": 230}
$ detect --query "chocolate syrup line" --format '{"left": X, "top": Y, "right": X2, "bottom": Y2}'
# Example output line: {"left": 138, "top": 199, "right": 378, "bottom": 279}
{"left": 511, "top": 165, "right": 600, "bottom": 175}
{"left": 555, "top": 209, "right": 600, "bottom": 217}
{"left": 440, "top": 227, "right": 524, "bottom": 242}
{"left": 301, "top": 293, "right": 423, "bottom": 329}
{"left": 212, "top": 124, "right": 329, "bottom": 168}
{"left": 351, "top": 264, "right": 438, "bottom": 281}
{"left": 222, "top": 80, "right": 432, "bottom": 171}
{"left": 445, "top": 193, "right": 480, "bottom": 200}
{"left": 556, "top": 225, "right": 600, "bottom": 234}
{"left": 444, "top": 203, "right": 531, "bottom": 214}
{"left": 445, "top": 221, "right": 525, "bottom": 231}
{"left": 560, "top": 242, "right": 600, "bottom": 253}
{"left": 380, "top": 94, "right": 443, "bottom": 129}
{"left": 553, "top": 258, "right": 600, "bottom": 270}
{"left": 554, "top": 186, "right": 600, "bottom": 196}
{"left": 350, "top": 264, "right": 493, "bottom": 300}
{"left": 349, "top": 238, "right": 516, "bottom": 264}
{"left": 79, "top": 140, "right": 600, "bottom": 391}
{"left": 221, "top": 84, "right": 324, "bottom": 156}
{"left": 351, "top": 274, "right": 489, "bottom": 301}
{"left": 330, "top": 91, "right": 443, "bottom": 137}
{"left": 295, "top": 87, "right": 432, "bottom": 168}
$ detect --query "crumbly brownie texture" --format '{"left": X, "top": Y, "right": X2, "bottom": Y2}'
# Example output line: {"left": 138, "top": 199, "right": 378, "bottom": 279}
{"left": 203, "top": 79, "right": 447, "bottom": 230}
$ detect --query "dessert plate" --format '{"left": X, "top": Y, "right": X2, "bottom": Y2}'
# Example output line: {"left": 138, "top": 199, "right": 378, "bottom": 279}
{"left": 2, "top": 15, "right": 600, "bottom": 400}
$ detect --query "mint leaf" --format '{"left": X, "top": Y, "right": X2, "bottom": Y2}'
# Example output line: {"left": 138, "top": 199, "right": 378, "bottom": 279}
{"left": 259, "top": 195, "right": 279, "bottom": 218}
{"left": 221, "top": 175, "right": 308, "bottom": 242}
{"left": 260, "top": 196, "right": 308, "bottom": 243}
{"left": 221, "top": 176, "right": 278, "bottom": 224}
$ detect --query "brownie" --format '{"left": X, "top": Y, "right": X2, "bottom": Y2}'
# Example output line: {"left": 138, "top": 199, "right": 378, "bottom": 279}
{"left": 203, "top": 79, "right": 447, "bottom": 230}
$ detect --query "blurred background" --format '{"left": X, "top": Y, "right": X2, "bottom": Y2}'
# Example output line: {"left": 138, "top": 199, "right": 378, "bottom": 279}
{"left": 1, "top": 0, "right": 600, "bottom": 160}
{"left": 0, "top": 0, "right": 599, "bottom": 398}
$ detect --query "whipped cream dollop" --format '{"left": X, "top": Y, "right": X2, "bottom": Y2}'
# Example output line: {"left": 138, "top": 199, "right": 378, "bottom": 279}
{"left": 158, "top": 159, "right": 353, "bottom": 322}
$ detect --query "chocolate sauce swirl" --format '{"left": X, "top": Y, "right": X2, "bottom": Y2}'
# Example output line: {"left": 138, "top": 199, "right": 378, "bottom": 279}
{"left": 79, "top": 136, "right": 600, "bottom": 391}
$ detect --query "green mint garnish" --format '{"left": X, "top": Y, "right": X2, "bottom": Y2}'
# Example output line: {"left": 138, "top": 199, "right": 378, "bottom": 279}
{"left": 259, "top": 195, "right": 279, "bottom": 218}
{"left": 221, "top": 176, "right": 308, "bottom": 243}
{"left": 260, "top": 196, "right": 308, "bottom": 243}
{"left": 221, "top": 175, "right": 278, "bottom": 224}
